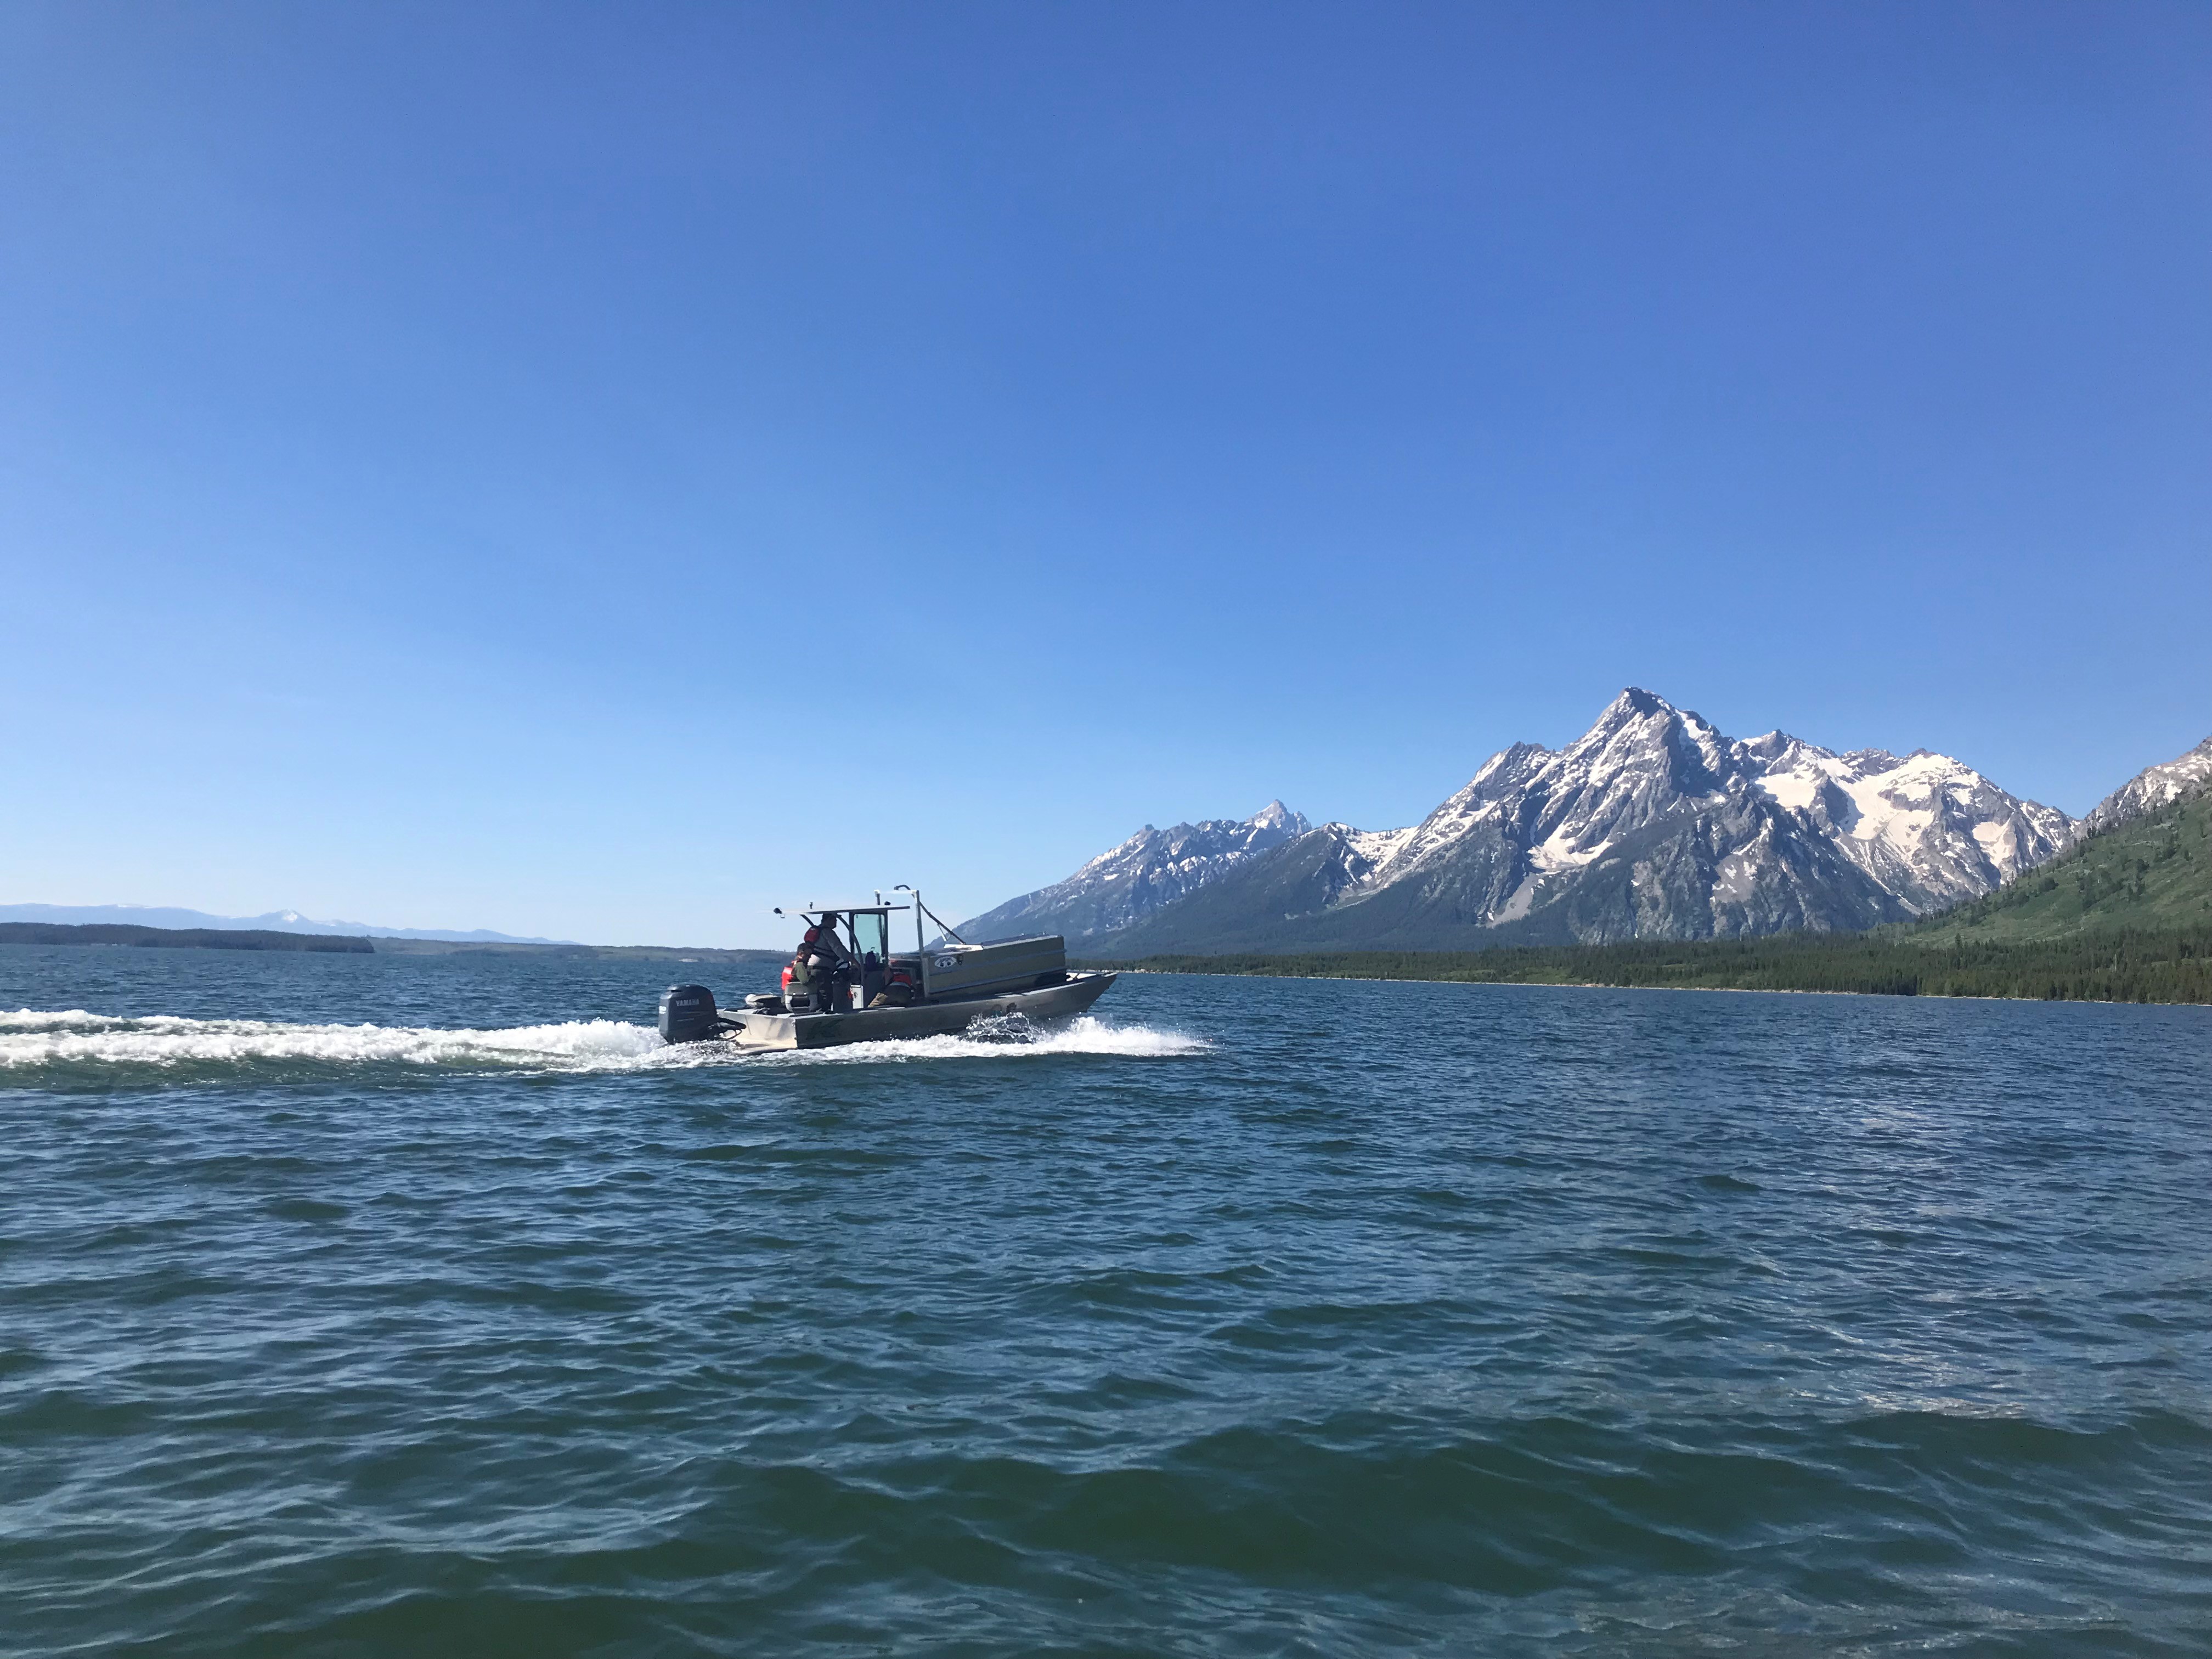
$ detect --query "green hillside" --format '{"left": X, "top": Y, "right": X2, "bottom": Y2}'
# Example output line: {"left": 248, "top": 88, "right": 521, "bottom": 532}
{"left": 1904, "top": 791, "right": 2212, "bottom": 945}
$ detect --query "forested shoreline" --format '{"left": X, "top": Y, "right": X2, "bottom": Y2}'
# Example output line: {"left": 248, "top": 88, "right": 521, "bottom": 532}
{"left": 1080, "top": 927, "right": 2212, "bottom": 1005}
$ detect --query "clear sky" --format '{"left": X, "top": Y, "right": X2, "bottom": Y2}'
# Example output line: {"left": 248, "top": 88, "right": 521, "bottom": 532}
{"left": 3, "top": 3, "right": 2207, "bottom": 946}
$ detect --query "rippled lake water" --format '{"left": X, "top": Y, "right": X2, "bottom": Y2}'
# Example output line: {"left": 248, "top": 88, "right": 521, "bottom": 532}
{"left": 3, "top": 942, "right": 2208, "bottom": 1657}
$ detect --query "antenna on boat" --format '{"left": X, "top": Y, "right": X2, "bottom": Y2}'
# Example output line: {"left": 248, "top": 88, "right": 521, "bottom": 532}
{"left": 894, "top": 885, "right": 968, "bottom": 949}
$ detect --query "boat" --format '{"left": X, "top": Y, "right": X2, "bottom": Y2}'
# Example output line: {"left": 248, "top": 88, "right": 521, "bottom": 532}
{"left": 656, "top": 891, "right": 1115, "bottom": 1054}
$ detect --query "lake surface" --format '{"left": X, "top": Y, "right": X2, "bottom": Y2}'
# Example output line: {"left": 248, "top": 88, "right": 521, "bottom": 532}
{"left": 3, "top": 943, "right": 2208, "bottom": 1657}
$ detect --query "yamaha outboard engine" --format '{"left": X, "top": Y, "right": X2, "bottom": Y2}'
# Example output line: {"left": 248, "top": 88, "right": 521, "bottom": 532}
{"left": 658, "top": 984, "right": 720, "bottom": 1044}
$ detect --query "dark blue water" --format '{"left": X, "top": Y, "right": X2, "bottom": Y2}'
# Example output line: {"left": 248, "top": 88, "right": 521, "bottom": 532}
{"left": 3, "top": 943, "right": 2208, "bottom": 1656}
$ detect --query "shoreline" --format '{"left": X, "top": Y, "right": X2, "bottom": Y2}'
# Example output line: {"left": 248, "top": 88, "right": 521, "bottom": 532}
{"left": 9, "top": 921, "right": 2200, "bottom": 1007}
{"left": 1074, "top": 931, "right": 2212, "bottom": 1007}
{"left": 1085, "top": 965, "right": 2212, "bottom": 1008}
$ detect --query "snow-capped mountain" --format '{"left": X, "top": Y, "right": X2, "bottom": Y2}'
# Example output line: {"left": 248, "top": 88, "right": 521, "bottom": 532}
{"left": 2080, "top": 735, "right": 2212, "bottom": 835}
{"left": 989, "top": 690, "right": 2079, "bottom": 955}
{"left": 959, "top": 802, "right": 1312, "bottom": 944}
{"left": 1736, "top": 734, "right": 2076, "bottom": 910}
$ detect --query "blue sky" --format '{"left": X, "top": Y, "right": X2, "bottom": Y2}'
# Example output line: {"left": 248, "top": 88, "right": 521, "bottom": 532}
{"left": 4, "top": 2, "right": 2207, "bottom": 946}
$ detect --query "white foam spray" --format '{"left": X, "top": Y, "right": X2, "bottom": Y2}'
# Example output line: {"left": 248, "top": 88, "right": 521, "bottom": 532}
{"left": 746, "top": 1014, "right": 1209, "bottom": 1066}
{"left": 0, "top": 1009, "right": 1206, "bottom": 1073}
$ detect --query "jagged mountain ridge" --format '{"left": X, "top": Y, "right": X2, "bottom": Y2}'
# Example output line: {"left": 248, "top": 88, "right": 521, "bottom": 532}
{"left": 958, "top": 801, "right": 1310, "bottom": 945}
{"left": 974, "top": 690, "right": 2080, "bottom": 955}
{"left": 2081, "top": 735, "right": 2212, "bottom": 835}
{"left": 1908, "top": 786, "right": 2212, "bottom": 946}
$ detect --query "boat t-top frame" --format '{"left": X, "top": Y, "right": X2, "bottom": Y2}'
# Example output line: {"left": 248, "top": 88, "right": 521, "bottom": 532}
{"left": 772, "top": 887, "right": 968, "bottom": 1001}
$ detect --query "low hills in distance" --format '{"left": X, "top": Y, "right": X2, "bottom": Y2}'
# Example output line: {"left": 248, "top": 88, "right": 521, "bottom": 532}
{"left": 0, "top": 922, "right": 781, "bottom": 965}
{"left": 0, "top": 923, "right": 377, "bottom": 955}
{"left": 0, "top": 902, "right": 565, "bottom": 945}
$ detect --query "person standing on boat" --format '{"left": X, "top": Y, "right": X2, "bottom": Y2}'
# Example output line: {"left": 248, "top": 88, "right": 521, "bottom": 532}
{"left": 815, "top": 914, "right": 853, "bottom": 1011}
{"left": 788, "top": 915, "right": 854, "bottom": 1013}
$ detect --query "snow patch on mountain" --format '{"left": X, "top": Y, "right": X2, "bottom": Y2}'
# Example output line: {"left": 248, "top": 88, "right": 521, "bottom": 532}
{"left": 1530, "top": 828, "right": 1611, "bottom": 873}
{"left": 2082, "top": 735, "right": 2212, "bottom": 835}
{"left": 1340, "top": 825, "right": 1419, "bottom": 868}
{"left": 958, "top": 802, "right": 1314, "bottom": 944}
{"left": 1743, "top": 741, "right": 2072, "bottom": 910}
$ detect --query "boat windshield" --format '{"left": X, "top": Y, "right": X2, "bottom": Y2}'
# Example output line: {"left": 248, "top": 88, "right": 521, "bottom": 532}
{"left": 851, "top": 911, "right": 889, "bottom": 960}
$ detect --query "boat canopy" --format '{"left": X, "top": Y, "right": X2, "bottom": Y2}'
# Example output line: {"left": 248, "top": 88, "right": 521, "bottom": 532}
{"left": 775, "top": 889, "right": 963, "bottom": 958}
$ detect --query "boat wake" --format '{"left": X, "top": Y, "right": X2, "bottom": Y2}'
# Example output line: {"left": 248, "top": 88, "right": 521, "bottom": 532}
{"left": 753, "top": 1013, "right": 1209, "bottom": 1065}
{"left": 0, "top": 1009, "right": 1206, "bottom": 1075}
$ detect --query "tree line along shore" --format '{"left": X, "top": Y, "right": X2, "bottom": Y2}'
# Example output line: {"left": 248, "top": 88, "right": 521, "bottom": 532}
{"left": 1077, "top": 928, "right": 2210, "bottom": 1005}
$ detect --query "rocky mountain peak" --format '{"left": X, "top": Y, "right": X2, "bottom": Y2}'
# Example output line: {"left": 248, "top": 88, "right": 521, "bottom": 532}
{"left": 1576, "top": 687, "right": 1678, "bottom": 751}
{"left": 1842, "top": 747, "right": 1905, "bottom": 771}
{"left": 2083, "top": 735, "right": 2212, "bottom": 835}
{"left": 1244, "top": 800, "right": 1310, "bottom": 836}
{"left": 959, "top": 797, "right": 1314, "bottom": 944}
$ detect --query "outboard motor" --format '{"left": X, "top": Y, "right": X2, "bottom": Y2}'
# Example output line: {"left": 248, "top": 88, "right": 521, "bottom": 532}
{"left": 658, "top": 984, "right": 720, "bottom": 1044}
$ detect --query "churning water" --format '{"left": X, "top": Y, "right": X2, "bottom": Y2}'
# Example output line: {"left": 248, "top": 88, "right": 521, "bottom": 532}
{"left": 2, "top": 944, "right": 2207, "bottom": 1656}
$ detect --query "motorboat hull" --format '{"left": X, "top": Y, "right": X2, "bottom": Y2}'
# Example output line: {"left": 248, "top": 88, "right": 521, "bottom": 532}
{"left": 714, "top": 970, "right": 1118, "bottom": 1053}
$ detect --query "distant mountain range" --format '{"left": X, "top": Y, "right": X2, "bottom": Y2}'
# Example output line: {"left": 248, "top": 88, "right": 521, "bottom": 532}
{"left": 961, "top": 689, "right": 2204, "bottom": 956}
{"left": 0, "top": 904, "right": 562, "bottom": 945}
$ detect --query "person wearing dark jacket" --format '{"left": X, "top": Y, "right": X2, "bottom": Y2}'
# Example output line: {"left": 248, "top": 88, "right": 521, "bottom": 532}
{"left": 788, "top": 918, "right": 854, "bottom": 1013}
